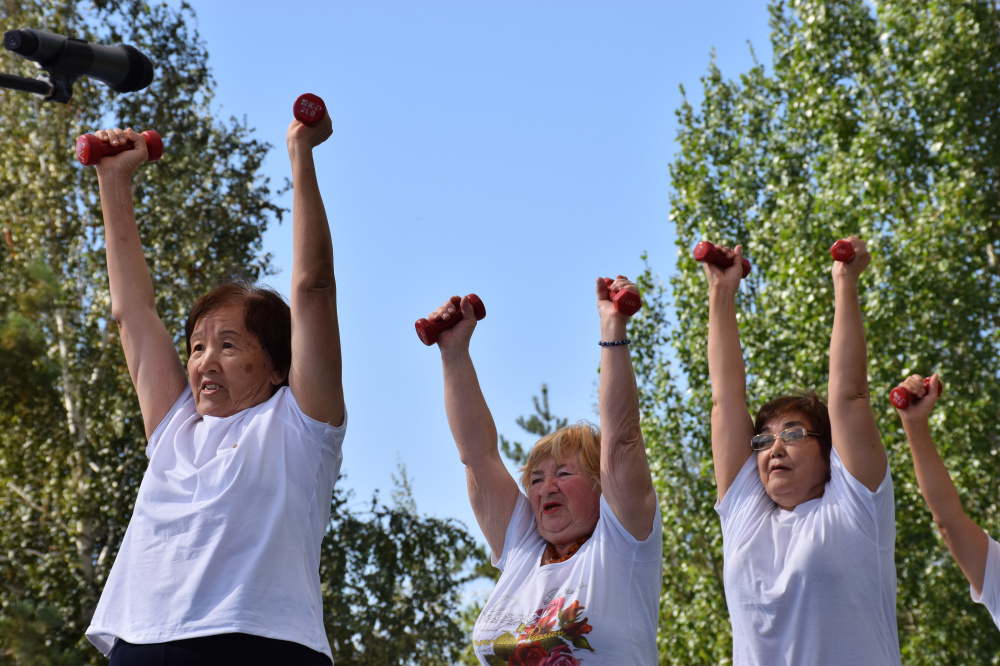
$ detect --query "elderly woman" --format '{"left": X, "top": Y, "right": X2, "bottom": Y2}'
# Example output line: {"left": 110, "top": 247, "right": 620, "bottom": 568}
{"left": 83, "top": 115, "right": 344, "bottom": 665}
{"left": 429, "top": 278, "right": 662, "bottom": 665}
{"left": 894, "top": 373, "right": 998, "bottom": 630}
{"left": 704, "top": 238, "right": 900, "bottom": 665}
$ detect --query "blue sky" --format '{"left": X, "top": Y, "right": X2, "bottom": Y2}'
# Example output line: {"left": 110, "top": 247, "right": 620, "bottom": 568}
{"left": 175, "top": 0, "right": 773, "bottom": 548}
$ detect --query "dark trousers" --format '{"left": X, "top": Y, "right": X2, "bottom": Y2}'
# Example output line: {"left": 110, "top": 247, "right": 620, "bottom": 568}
{"left": 108, "top": 633, "right": 331, "bottom": 666}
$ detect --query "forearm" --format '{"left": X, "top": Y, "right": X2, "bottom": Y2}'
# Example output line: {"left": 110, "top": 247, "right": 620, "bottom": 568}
{"left": 903, "top": 417, "right": 989, "bottom": 593}
{"left": 829, "top": 275, "right": 869, "bottom": 401}
{"left": 289, "top": 143, "right": 335, "bottom": 292}
{"left": 441, "top": 347, "right": 499, "bottom": 465}
{"left": 903, "top": 419, "right": 970, "bottom": 526}
{"left": 707, "top": 285, "right": 754, "bottom": 495}
{"left": 598, "top": 315, "right": 641, "bottom": 445}
{"left": 708, "top": 286, "right": 748, "bottom": 404}
{"left": 97, "top": 171, "right": 157, "bottom": 323}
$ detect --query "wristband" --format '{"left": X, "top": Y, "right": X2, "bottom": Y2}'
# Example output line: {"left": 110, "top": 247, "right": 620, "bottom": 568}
{"left": 598, "top": 339, "right": 630, "bottom": 347}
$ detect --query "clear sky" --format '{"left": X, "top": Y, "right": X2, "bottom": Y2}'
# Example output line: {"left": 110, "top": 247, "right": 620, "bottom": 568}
{"left": 173, "top": 0, "right": 773, "bottom": 549}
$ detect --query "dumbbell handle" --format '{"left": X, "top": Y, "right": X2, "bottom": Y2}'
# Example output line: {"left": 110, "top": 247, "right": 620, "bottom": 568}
{"left": 76, "top": 130, "right": 162, "bottom": 166}
{"left": 890, "top": 377, "right": 943, "bottom": 409}
{"left": 831, "top": 239, "right": 856, "bottom": 262}
{"left": 294, "top": 93, "right": 326, "bottom": 126}
{"left": 604, "top": 278, "right": 642, "bottom": 316}
{"left": 693, "top": 241, "right": 751, "bottom": 279}
{"left": 415, "top": 294, "right": 486, "bottom": 346}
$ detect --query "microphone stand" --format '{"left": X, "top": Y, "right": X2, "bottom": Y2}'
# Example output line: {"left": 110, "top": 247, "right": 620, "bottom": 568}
{"left": 0, "top": 69, "right": 75, "bottom": 102}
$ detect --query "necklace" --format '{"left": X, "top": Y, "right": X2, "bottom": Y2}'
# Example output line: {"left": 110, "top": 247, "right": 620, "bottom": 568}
{"left": 542, "top": 532, "right": 593, "bottom": 565}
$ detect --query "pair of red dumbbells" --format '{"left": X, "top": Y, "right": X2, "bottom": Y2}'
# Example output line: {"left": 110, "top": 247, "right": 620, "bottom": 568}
{"left": 693, "top": 238, "right": 940, "bottom": 408}
{"left": 75, "top": 93, "right": 328, "bottom": 165}
{"left": 414, "top": 279, "right": 641, "bottom": 346}
{"left": 691, "top": 238, "right": 857, "bottom": 279}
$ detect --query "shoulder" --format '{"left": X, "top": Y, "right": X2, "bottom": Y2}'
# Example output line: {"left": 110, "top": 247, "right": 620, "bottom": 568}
{"left": 597, "top": 494, "right": 662, "bottom": 551}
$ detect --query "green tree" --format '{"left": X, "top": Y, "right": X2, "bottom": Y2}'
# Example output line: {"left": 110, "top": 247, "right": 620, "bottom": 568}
{"left": 641, "top": 0, "right": 1000, "bottom": 663}
{"left": 0, "top": 1, "right": 482, "bottom": 663}
{"left": 322, "top": 470, "right": 482, "bottom": 665}
{"left": 498, "top": 383, "right": 568, "bottom": 467}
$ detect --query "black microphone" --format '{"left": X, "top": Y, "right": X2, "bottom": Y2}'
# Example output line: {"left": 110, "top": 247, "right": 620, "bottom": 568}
{"left": 4, "top": 28, "right": 153, "bottom": 93}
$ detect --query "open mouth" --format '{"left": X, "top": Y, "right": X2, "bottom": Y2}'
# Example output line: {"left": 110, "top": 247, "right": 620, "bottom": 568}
{"left": 201, "top": 382, "right": 223, "bottom": 394}
{"left": 543, "top": 502, "right": 562, "bottom": 514}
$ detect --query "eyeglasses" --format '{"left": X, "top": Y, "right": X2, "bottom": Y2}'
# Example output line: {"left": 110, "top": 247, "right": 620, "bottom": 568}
{"left": 750, "top": 427, "right": 822, "bottom": 451}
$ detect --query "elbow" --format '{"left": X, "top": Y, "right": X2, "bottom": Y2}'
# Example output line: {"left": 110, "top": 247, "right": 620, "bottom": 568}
{"left": 604, "top": 423, "right": 645, "bottom": 456}
{"left": 293, "top": 268, "right": 336, "bottom": 297}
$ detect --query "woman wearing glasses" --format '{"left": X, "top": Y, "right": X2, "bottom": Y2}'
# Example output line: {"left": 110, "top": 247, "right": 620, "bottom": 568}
{"left": 703, "top": 237, "right": 901, "bottom": 665}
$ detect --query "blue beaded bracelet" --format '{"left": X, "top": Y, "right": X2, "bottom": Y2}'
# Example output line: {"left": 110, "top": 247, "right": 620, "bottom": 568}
{"left": 598, "top": 339, "right": 631, "bottom": 347}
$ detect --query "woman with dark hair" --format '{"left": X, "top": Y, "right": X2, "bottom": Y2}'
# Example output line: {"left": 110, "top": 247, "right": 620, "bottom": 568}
{"left": 704, "top": 237, "right": 901, "bottom": 665}
{"left": 427, "top": 278, "right": 663, "bottom": 665}
{"left": 83, "top": 114, "right": 344, "bottom": 665}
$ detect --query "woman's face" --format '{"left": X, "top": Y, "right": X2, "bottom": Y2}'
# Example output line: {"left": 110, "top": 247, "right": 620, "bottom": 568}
{"left": 756, "top": 410, "right": 829, "bottom": 510}
{"left": 528, "top": 455, "right": 601, "bottom": 547}
{"left": 187, "top": 302, "right": 282, "bottom": 417}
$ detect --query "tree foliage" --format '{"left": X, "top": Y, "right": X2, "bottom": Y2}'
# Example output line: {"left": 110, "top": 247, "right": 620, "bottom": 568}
{"left": 0, "top": 1, "right": 480, "bottom": 663}
{"left": 322, "top": 473, "right": 482, "bottom": 665}
{"left": 637, "top": 0, "right": 1000, "bottom": 663}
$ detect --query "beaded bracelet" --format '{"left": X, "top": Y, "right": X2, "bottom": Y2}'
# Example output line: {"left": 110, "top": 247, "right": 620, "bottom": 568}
{"left": 598, "top": 339, "right": 631, "bottom": 347}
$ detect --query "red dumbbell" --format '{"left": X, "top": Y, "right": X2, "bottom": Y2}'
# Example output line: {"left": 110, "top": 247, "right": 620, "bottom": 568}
{"left": 294, "top": 93, "right": 326, "bottom": 126}
{"left": 831, "top": 239, "right": 856, "bottom": 262}
{"left": 604, "top": 278, "right": 642, "bottom": 316}
{"left": 415, "top": 294, "right": 486, "bottom": 345}
{"left": 890, "top": 376, "right": 943, "bottom": 409}
{"left": 75, "top": 130, "right": 162, "bottom": 166}
{"left": 693, "top": 241, "right": 752, "bottom": 279}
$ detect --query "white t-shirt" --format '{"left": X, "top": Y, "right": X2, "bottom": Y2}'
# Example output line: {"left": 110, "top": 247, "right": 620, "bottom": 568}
{"left": 472, "top": 494, "right": 662, "bottom": 665}
{"left": 86, "top": 387, "right": 345, "bottom": 660}
{"left": 716, "top": 448, "right": 901, "bottom": 665}
{"left": 970, "top": 534, "right": 1000, "bottom": 630}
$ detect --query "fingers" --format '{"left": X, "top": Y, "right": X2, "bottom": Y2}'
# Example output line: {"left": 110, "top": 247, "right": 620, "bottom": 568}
{"left": 900, "top": 373, "right": 928, "bottom": 397}
{"left": 600, "top": 275, "right": 638, "bottom": 296}
{"left": 832, "top": 236, "right": 871, "bottom": 275}
{"left": 701, "top": 244, "right": 743, "bottom": 287}
{"left": 428, "top": 295, "right": 462, "bottom": 322}
{"left": 288, "top": 111, "right": 333, "bottom": 149}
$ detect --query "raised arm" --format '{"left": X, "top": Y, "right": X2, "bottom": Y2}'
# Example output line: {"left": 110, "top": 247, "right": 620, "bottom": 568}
{"left": 94, "top": 128, "right": 187, "bottom": 438}
{"left": 285, "top": 114, "right": 345, "bottom": 427}
{"left": 895, "top": 374, "right": 988, "bottom": 595}
{"left": 704, "top": 244, "right": 755, "bottom": 500}
{"left": 827, "top": 237, "right": 885, "bottom": 490}
{"left": 436, "top": 296, "right": 519, "bottom": 558}
{"left": 596, "top": 276, "right": 656, "bottom": 540}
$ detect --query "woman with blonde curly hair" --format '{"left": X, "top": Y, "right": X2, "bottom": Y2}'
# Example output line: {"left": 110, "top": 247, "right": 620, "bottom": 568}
{"left": 426, "top": 277, "right": 662, "bottom": 665}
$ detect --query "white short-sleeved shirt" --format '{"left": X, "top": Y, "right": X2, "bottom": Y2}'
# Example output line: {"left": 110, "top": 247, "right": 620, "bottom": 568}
{"left": 86, "top": 387, "right": 345, "bottom": 660}
{"left": 472, "top": 494, "right": 662, "bottom": 665}
{"left": 716, "top": 448, "right": 901, "bottom": 665}
{"left": 971, "top": 535, "right": 1000, "bottom": 630}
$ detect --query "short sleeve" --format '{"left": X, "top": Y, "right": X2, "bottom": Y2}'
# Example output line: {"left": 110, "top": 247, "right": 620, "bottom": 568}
{"left": 826, "top": 447, "right": 894, "bottom": 548}
{"left": 597, "top": 494, "right": 662, "bottom": 563}
{"left": 494, "top": 494, "right": 538, "bottom": 570}
{"left": 716, "top": 453, "right": 771, "bottom": 546}
{"left": 971, "top": 535, "right": 1000, "bottom": 631}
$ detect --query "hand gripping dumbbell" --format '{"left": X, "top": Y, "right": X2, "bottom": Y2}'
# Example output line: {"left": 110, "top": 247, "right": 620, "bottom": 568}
{"left": 415, "top": 294, "right": 486, "bottom": 345}
{"left": 693, "top": 241, "right": 752, "bottom": 279}
{"left": 890, "top": 376, "right": 943, "bottom": 409}
{"left": 604, "top": 278, "right": 642, "bottom": 316}
{"left": 75, "top": 130, "right": 162, "bottom": 166}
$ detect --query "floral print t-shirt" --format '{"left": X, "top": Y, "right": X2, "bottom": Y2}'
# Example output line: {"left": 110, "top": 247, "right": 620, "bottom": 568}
{"left": 472, "top": 494, "right": 662, "bottom": 665}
